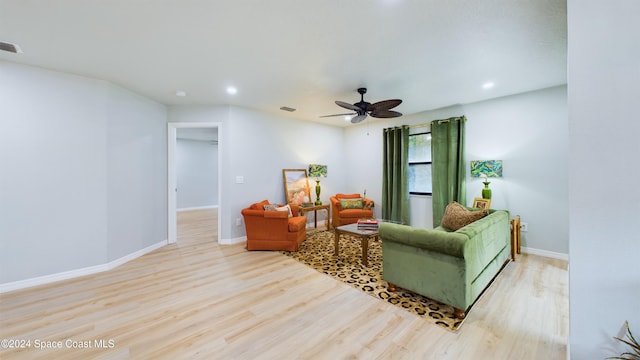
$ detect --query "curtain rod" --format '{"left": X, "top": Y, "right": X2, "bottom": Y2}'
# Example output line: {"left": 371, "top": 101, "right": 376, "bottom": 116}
{"left": 422, "top": 116, "right": 468, "bottom": 127}
{"left": 407, "top": 119, "right": 452, "bottom": 128}
{"left": 409, "top": 122, "right": 432, "bottom": 128}
{"left": 384, "top": 116, "right": 466, "bottom": 130}
{"left": 382, "top": 122, "right": 435, "bottom": 130}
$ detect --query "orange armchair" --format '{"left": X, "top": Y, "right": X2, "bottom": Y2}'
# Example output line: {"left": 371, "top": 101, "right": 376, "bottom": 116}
{"left": 241, "top": 200, "right": 307, "bottom": 251}
{"left": 330, "top": 193, "right": 375, "bottom": 227}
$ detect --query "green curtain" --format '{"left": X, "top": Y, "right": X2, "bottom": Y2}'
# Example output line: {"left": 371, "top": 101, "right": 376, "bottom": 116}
{"left": 382, "top": 125, "right": 410, "bottom": 224}
{"left": 431, "top": 116, "right": 466, "bottom": 227}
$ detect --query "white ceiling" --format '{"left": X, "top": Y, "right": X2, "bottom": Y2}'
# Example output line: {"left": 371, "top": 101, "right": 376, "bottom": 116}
{"left": 0, "top": 0, "right": 566, "bottom": 127}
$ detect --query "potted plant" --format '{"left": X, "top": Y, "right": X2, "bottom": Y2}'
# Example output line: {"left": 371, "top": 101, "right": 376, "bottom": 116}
{"left": 609, "top": 321, "right": 640, "bottom": 360}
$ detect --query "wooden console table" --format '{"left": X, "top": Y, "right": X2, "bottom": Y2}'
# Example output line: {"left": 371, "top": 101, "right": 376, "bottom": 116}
{"left": 298, "top": 204, "right": 331, "bottom": 231}
{"left": 511, "top": 215, "right": 521, "bottom": 261}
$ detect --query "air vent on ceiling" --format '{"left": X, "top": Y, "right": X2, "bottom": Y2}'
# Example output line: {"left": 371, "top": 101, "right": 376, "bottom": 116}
{"left": 280, "top": 106, "right": 296, "bottom": 112}
{"left": 0, "top": 41, "right": 22, "bottom": 54}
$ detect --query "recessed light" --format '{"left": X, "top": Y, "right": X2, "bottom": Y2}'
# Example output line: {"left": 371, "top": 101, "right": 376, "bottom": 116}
{"left": 175, "top": 90, "right": 187, "bottom": 97}
{"left": 482, "top": 82, "right": 495, "bottom": 89}
{"left": 344, "top": 115, "right": 352, "bottom": 121}
{"left": 226, "top": 86, "right": 238, "bottom": 95}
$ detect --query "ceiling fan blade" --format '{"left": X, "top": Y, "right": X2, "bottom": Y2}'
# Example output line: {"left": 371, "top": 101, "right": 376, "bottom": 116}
{"left": 370, "top": 110, "right": 403, "bottom": 118}
{"left": 351, "top": 114, "right": 368, "bottom": 123}
{"left": 319, "top": 112, "right": 356, "bottom": 118}
{"left": 368, "top": 99, "right": 402, "bottom": 112}
{"left": 336, "top": 100, "right": 361, "bottom": 112}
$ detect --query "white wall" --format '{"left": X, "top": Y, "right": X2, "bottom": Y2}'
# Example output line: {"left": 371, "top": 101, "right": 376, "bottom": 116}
{"left": 568, "top": 1, "right": 640, "bottom": 358}
{"left": 0, "top": 61, "right": 167, "bottom": 285}
{"left": 465, "top": 86, "right": 569, "bottom": 255}
{"left": 343, "top": 86, "right": 568, "bottom": 255}
{"left": 176, "top": 138, "right": 218, "bottom": 209}
{"left": 167, "top": 105, "right": 345, "bottom": 242}
{"left": 105, "top": 84, "right": 167, "bottom": 262}
{"left": 0, "top": 61, "right": 108, "bottom": 283}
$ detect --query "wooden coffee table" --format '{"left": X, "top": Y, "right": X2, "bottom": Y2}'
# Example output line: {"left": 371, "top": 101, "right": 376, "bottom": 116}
{"left": 333, "top": 223, "right": 379, "bottom": 266}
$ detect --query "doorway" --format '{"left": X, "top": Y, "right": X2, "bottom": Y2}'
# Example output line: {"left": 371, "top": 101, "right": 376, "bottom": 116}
{"left": 168, "top": 122, "right": 222, "bottom": 244}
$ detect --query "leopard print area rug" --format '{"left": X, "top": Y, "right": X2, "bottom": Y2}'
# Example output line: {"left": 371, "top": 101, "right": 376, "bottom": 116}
{"left": 281, "top": 230, "right": 464, "bottom": 331}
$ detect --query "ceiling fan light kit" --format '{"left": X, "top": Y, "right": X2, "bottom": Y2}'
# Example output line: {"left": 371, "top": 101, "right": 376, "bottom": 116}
{"left": 322, "top": 88, "right": 403, "bottom": 124}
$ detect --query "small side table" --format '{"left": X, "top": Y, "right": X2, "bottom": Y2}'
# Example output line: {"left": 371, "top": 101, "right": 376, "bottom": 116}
{"left": 511, "top": 215, "right": 521, "bottom": 261}
{"left": 298, "top": 204, "right": 331, "bottom": 231}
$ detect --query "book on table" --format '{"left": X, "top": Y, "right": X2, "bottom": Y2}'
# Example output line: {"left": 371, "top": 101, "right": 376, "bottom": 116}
{"left": 357, "top": 218, "right": 379, "bottom": 230}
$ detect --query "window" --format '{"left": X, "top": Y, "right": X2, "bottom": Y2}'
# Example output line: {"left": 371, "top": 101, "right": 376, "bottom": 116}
{"left": 408, "top": 132, "right": 432, "bottom": 195}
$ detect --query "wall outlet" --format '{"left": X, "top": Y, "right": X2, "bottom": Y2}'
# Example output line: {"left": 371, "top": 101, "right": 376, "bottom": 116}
{"left": 520, "top": 222, "right": 529, "bottom": 232}
{"left": 236, "top": 218, "right": 242, "bottom": 226}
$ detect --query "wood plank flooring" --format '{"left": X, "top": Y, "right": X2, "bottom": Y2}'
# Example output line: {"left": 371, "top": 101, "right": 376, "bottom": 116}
{"left": 0, "top": 209, "right": 568, "bottom": 359}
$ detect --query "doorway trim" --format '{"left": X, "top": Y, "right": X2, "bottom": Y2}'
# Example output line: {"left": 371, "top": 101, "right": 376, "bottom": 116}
{"left": 167, "top": 122, "right": 222, "bottom": 244}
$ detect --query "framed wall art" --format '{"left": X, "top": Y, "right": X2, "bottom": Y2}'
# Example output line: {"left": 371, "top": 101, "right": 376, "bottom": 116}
{"left": 282, "top": 169, "right": 311, "bottom": 206}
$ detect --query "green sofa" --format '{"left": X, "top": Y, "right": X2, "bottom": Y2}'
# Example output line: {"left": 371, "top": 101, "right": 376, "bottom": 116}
{"left": 379, "top": 209, "right": 511, "bottom": 319}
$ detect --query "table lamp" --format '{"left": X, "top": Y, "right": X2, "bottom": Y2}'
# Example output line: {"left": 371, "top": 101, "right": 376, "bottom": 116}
{"left": 470, "top": 160, "right": 503, "bottom": 199}
{"left": 308, "top": 164, "right": 327, "bottom": 205}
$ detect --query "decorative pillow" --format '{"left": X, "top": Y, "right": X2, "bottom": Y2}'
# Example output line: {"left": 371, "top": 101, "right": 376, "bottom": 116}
{"left": 441, "top": 201, "right": 488, "bottom": 231}
{"left": 250, "top": 199, "right": 270, "bottom": 210}
{"left": 263, "top": 204, "right": 278, "bottom": 211}
{"left": 276, "top": 204, "right": 293, "bottom": 217}
{"left": 340, "top": 198, "right": 364, "bottom": 209}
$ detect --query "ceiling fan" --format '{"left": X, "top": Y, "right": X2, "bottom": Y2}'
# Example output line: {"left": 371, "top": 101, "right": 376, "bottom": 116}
{"left": 321, "top": 88, "right": 402, "bottom": 124}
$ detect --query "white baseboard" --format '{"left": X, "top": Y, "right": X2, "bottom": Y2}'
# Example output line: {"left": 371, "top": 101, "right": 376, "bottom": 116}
{"left": 0, "top": 240, "right": 168, "bottom": 294}
{"left": 177, "top": 205, "right": 218, "bottom": 212}
{"left": 521, "top": 246, "right": 569, "bottom": 261}
{"left": 219, "top": 236, "right": 246, "bottom": 245}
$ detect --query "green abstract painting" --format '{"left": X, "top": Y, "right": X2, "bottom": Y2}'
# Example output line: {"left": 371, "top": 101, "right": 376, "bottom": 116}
{"left": 470, "top": 160, "right": 503, "bottom": 178}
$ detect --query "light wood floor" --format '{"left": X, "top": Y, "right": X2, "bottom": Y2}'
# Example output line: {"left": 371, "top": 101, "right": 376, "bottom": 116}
{"left": 0, "top": 209, "right": 568, "bottom": 359}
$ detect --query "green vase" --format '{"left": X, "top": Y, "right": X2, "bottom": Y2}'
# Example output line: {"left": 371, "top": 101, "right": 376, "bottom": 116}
{"left": 482, "top": 181, "right": 492, "bottom": 199}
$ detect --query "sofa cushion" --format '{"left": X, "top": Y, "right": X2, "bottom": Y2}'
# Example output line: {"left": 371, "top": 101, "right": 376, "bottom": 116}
{"left": 441, "top": 201, "right": 488, "bottom": 231}
{"left": 339, "top": 208, "right": 373, "bottom": 219}
{"left": 340, "top": 198, "right": 363, "bottom": 209}
{"left": 380, "top": 222, "right": 468, "bottom": 258}
{"left": 288, "top": 216, "right": 307, "bottom": 232}
{"left": 276, "top": 204, "right": 293, "bottom": 217}
{"left": 251, "top": 199, "right": 270, "bottom": 210}
{"left": 336, "top": 193, "right": 361, "bottom": 199}
{"left": 263, "top": 204, "right": 278, "bottom": 211}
